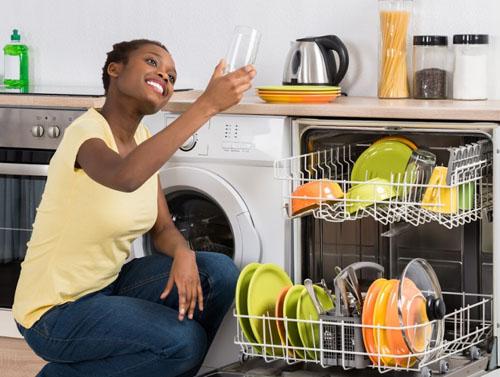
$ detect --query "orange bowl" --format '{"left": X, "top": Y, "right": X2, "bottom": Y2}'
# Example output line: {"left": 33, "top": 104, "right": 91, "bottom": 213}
{"left": 291, "top": 180, "right": 344, "bottom": 216}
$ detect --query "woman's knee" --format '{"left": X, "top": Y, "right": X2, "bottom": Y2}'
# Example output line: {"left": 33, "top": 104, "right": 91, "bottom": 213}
{"left": 161, "top": 320, "right": 207, "bottom": 373}
{"left": 197, "top": 252, "right": 239, "bottom": 293}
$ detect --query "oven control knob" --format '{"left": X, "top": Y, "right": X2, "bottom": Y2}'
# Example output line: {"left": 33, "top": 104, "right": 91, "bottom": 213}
{"left": 180, "top": 134, "right": 197, "bottom": 152}
{"left": 31, "top": 125, "right": 44, "bottom": 137}
{"left": 48, "top": 126, "right": 61, "bottom": 138}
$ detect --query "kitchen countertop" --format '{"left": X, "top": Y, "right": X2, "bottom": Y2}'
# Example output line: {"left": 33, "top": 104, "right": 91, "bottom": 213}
{"left": 164, "top": 90, "right": 500, "bottom": 122}
{"left": 0, "top": 90, "right": 499, "bottom": 122}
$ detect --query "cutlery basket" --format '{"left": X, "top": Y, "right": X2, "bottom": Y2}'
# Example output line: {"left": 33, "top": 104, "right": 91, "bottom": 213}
{"left": 320, "top": 314, "right": 368, "bottom": 369}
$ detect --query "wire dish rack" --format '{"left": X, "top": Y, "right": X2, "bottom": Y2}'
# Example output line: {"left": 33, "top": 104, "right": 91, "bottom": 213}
{"left": 273, "top": 141, "right": 492, "bottom": 229}
{"left": 234, "top": 292, "right": 492, "bottom": 376}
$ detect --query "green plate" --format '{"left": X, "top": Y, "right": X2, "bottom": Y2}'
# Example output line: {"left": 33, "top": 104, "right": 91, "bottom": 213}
{"left": 283, "top": 285, "right": 307, "bottom": 358}
{"left": 297, "top": 285, "right": 335, "bottom": 359}
{"left": 257, "top": 85, "right": 340, "bottom": 91}
{"left": 247, "top": 264, "right": 293, "bottom": 356}
{"left": 351, "top": 141, "right": 412, "bottom": 185}
{"left": 235, "top": 263, "right": 261, "bottom": 352}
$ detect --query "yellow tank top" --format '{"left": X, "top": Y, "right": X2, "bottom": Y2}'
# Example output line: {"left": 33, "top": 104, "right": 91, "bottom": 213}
{"left": 13, "top": 108, "right": 158, "bottom": 328}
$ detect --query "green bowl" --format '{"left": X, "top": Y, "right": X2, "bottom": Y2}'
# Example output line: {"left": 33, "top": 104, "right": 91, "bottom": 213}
{"left": 346, "top": 178, "right": 397, "bottom": 214}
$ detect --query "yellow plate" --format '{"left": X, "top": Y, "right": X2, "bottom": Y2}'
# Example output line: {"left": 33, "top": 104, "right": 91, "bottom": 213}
{"left": 297, "top": 285, "right": 335, "bottom": 360}
{"left": 247, "top": 264, "right": 293, "bottom": 356}
{"left": 235, "top": 263, "right": 261, "bottom": 352}
{"left": 257, "top": 85, "right": 341, "bottom": 92}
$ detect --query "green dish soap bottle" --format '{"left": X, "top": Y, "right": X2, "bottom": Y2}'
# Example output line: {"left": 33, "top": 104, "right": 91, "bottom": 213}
{"left": 3, "top": 29, "right": 29, "bottom": 88}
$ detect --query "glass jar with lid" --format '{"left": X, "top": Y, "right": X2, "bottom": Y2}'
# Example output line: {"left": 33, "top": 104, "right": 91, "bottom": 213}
{"left": 453, "top": 34, "right": 489, "bottom": 100}
{"left": 413, "top": 35, "right": 449, "bottom": 99}
{"left": 378, "top": 0, "right": 413, "bottom": 99}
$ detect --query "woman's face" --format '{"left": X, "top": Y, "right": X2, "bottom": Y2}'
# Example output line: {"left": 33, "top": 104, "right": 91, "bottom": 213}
{"left": 109, "top": 43, "right": 177, "bottom": 114}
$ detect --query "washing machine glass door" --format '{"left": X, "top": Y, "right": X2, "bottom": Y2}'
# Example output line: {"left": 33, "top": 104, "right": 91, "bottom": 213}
{"left": 144, "top": 166, "right": 261, "bottom": 268}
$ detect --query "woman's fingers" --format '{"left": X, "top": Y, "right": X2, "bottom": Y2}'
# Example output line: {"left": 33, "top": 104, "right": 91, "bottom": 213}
{"left": 188, "top": 282, "right": 197, "bottom": 320}
{"left": 197, "top": 281, "right": 204, "bottom": 312}
{"left": 177, "top": 282, "right": 188, "bottom": 321}
{"left": 160, "top": 276, "right": 174, "bottom": 300}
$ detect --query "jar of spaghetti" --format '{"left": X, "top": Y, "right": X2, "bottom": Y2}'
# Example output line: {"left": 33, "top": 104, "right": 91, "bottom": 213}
{"left": 378, "top": 0, "right": 413, "bottom": 99}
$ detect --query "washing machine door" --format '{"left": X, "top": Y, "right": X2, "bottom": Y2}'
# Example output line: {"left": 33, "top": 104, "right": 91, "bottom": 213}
{"left": 146, "top": 166, "right": 261, "bottom": 268}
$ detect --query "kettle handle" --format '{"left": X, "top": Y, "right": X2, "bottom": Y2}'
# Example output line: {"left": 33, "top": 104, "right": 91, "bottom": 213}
{"left": 315, "top": 35, "right": 349, "bottom": 86}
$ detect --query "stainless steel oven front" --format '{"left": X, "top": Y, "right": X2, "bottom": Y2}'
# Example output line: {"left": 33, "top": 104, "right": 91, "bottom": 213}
{"left": 0, "top": 107, "right": 85, "bottom": 337}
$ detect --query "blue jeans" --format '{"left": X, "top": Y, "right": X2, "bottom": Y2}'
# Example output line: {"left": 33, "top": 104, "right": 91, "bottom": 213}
{"left": 17, "top": 252, "right": 239, "bottom": 377}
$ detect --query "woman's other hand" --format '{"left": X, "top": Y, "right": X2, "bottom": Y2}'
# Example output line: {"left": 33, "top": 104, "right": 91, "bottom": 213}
{"left": 160, "top": 248, "right": 203, "bottom": 321}
{"left": 198, "top": 60, "right": 256, "bottom": 114}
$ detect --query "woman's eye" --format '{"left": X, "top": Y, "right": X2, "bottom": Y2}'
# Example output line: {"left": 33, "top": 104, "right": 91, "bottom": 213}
{"left": 168, "top": 74, "right": 176, "bottom": 85}
{"left": 146, "top": 58, "right": 157, "bottom": 67}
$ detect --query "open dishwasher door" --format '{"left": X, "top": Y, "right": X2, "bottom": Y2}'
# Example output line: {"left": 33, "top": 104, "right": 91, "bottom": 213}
{"left": 268, "top": 119, "right": 496, "bottom": 377}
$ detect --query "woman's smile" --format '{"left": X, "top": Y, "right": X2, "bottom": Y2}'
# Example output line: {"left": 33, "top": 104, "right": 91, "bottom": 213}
{"left": 146, "top": 78, "right": 166, "bottom": 96}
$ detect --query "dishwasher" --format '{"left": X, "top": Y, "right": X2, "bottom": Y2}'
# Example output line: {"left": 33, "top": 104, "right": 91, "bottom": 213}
{"left": 207, "top": 118, "right": 500, "bottom": 377}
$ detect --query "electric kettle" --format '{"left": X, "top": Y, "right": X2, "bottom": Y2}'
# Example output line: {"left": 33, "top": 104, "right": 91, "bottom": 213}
{"left": 283, "top": 35, "right": 349, "bottom": 86}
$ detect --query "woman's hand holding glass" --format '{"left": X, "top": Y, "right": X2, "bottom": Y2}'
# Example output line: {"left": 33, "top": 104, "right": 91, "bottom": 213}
{"left": 198, "top": 60, "right": 256, "bottom": 115}
{"left": 160, "top": 247, "right": 203, "bottom": 321}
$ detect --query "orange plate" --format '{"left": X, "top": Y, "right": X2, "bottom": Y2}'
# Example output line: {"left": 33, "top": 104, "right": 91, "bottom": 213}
{"left": 275, "top": 286, "right": 294, "bottom": 356}
{"left": 372, "top": 279, "right": 398, "bottom": 367}
{"left": 258, "top": 90, "right": 340, "bottom": 95}
{"left": 362, "top": 278, "right": 388, "bottom": 365}
{"left": 258, "top": 93, "right": 340, "bottom": 104}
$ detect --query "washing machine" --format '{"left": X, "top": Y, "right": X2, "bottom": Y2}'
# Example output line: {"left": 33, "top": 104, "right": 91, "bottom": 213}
{"left": 136, "top": 112, "right": 293, "bottom": 373}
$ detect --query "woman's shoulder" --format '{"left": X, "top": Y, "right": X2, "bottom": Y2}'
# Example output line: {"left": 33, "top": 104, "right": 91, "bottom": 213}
{"left": 64, "top": 108, "right": 111, "bottom": 142}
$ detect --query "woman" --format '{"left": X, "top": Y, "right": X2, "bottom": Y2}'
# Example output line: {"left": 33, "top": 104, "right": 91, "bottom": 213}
{"left": 12, "top": 39, "right": 256, "bottom": 377}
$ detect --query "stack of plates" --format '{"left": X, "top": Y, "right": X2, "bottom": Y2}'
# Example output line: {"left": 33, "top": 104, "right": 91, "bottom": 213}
{"left": 256, "top": 85, "right": 341, "bottom": 104}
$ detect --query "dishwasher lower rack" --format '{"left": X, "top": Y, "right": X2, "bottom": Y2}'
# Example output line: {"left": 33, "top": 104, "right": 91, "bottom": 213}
{"left": 234, "top": 292, "right": 493, "bottom": 375}
{"left": 273, "top": 141, "right": 492, "bottom": 229}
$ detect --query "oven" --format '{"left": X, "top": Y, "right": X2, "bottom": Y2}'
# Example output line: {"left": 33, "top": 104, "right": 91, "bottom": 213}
{"left": 0, "top": 107, "right": 85, "bottom": 337}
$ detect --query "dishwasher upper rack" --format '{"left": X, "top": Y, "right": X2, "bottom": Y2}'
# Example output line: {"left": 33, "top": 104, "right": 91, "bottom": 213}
{"left": 234, "top": 292, "right": 492, "bottom": 376}
{"left": 273, "top": 141, "right": 492, "bottom": 229}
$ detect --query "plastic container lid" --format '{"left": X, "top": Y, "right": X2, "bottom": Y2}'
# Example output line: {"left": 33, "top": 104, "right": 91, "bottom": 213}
{"left": 453, "top": 34, "right": 489, "bottom": 45}
{"left": 413, "top": 35, "right": 448, "bottom": 46}
{"left": 397, "top": 258, "right": 445, "bottom": 361}
{"left": 10, "top": 29, "right": 20, "bottom": 42}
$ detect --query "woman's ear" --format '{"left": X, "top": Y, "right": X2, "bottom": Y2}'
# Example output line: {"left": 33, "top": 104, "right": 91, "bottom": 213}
{"left": 107, "top": 62, "right": 123, "bottom": 79}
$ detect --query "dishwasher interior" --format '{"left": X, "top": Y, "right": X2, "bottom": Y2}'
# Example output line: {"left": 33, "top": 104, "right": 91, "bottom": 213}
{"left": 222, "top": 119, "right": 497, "bottom": 377}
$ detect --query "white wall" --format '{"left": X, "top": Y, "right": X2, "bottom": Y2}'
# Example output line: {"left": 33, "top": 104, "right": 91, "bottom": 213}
{"left": 1, "top": 0, "right": 499, "bottom": 98}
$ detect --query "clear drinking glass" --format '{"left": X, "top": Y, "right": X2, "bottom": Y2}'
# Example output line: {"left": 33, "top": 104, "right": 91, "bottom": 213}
{"left": 224, "top": 25, "right": 261, "bottom": 73}
{"left": 404, "top": 149, "right": 436, "bottom": 202}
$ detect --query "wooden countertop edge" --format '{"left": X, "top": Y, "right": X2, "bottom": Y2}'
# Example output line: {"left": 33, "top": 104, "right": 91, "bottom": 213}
{"left": 0, "top": 92, "right": 498, "bottom": 122}
{"left": 0, "top": 94, "right": 104, "bottom": 109}
{"left": 163, "top": 92, "right": 500, "bottom": 122}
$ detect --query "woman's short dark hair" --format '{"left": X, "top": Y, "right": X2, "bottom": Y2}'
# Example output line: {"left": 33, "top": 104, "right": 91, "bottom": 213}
{"left": 102, "top": 39, "right": 169, "bottom": 94}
